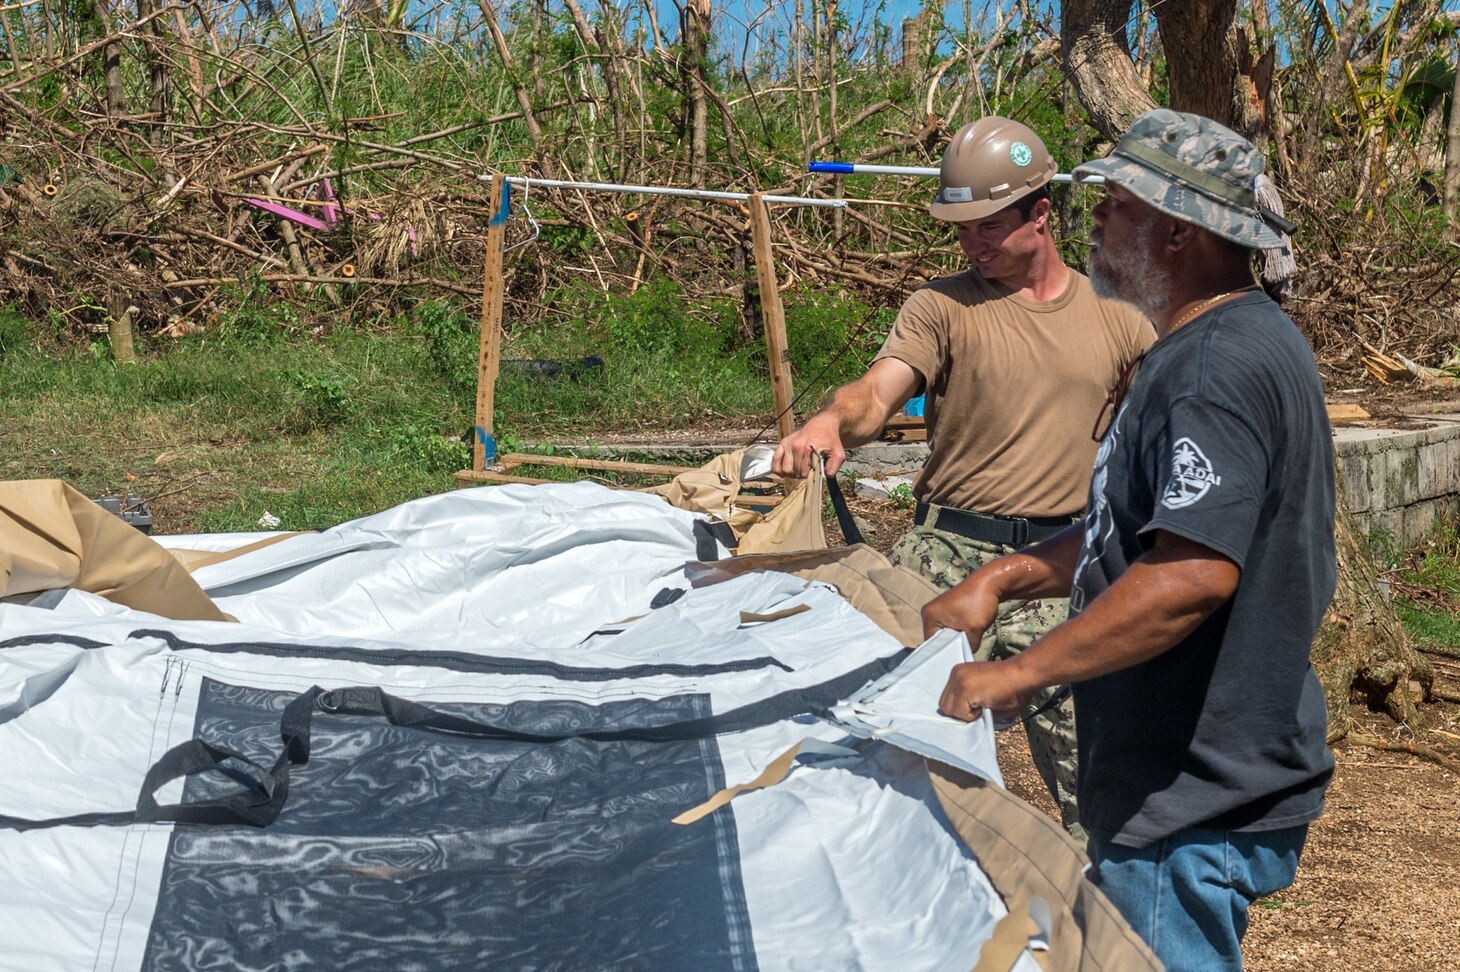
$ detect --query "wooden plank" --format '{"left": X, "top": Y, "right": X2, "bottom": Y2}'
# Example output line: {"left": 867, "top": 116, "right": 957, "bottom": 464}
{"left": 748, "top": 193, "right": 795, "bottom": 441}
{"left": 497, "top": 453, "right": 690, "bottom": 477}
{"left": 473, "top": 173, "right": 509, "bottom": 470}
{"left": 884, "top": 414, "right": 925, "bottom": 429}
{"left": 1327, "top": 403, "right": 1371, "bottom": 424}
{"left": 453, "top": 469, "right": 558, "bottom": 486}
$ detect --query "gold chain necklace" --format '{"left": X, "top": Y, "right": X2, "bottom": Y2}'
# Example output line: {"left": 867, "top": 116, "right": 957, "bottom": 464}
{"left": 1168, "top": 285, "right": 1258, "bottom": 333}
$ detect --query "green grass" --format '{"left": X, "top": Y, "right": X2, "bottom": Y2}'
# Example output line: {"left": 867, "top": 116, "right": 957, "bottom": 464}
{"left": 0, "top": 283, "right": 873, "bottom": 534}
{"left": 1392, "top": 518, "right": 1460, "bottom": 648}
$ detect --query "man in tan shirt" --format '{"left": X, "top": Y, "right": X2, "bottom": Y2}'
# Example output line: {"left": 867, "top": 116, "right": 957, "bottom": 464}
{"left": 773, "top": 117, "right": 1152, "bottom": 838}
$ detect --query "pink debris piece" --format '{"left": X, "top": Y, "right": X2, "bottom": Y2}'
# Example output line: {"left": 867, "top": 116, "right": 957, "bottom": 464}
{"left": 246, "top": 197, "right": 330, "bottom": 232}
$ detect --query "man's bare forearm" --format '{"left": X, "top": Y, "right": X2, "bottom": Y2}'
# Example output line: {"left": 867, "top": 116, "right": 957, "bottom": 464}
{"left": 976, "top": 525, "right": 1084, "bottom": 600}
{"left": 1007, "top": 552, "right": 1236, "bottom": 686}
{"left": 937, "top": 533, "right": 1241, "bottom": 720}
{"left": 817, "top": 380, "right": 897, "bottom": 447}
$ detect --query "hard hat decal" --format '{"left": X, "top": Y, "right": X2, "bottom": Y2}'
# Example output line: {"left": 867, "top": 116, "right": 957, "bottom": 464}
{"left": 941, "top": 187, "right": 973, "bottom": 202}
{"left": 1010, "top": 142, "right": 1033, "bottom": 167}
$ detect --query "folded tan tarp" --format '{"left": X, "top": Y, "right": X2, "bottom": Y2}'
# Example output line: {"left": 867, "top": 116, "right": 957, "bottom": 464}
{"left": 930, "top": 760, "right": 1163, "bottom": 972}
{"left": 0, "top": 480, "right": 232, "bottom": 622}
{"left": 652, "top": 448, "right": 827, "bottom": 554}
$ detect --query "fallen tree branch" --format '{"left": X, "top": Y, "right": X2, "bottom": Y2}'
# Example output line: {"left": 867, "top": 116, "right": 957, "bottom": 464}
{"left": 161, "top": 273, "right": 479, "bottom": 297}
{"left": 1345, "top": 730, "right": 1460, "bottom": 775}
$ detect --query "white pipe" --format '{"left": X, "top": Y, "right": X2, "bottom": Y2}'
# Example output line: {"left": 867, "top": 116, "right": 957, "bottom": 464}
{"left": 483, "top": 174, "right": 848, "bottom": 208}
{"left": 808, "top": 162, "right": 1102, "bottom": 184}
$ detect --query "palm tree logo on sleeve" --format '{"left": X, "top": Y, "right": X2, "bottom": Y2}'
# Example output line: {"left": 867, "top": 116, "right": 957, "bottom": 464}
{"left": 1161, "top": 438, "right": 1221, "bottom": 509}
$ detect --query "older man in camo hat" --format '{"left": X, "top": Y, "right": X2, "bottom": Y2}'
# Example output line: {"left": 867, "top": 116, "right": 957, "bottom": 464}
{"left": 923, "top": 109, "right": 1336, "bottom": 970}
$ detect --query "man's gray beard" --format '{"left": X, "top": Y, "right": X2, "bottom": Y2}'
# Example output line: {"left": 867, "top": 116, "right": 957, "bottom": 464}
{"left": 1089, "top": 221, "right": 1174, "bottom": 321}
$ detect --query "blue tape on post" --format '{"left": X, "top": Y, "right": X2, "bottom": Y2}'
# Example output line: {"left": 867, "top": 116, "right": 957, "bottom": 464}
{"left": 489, "top": 180, "right": 511, "bottom": 226}
{"left": 473, "top": 426, "right": 496, "bottom": 464}
{"left": 808, "top": 162, "right": 856, "bottom": 174}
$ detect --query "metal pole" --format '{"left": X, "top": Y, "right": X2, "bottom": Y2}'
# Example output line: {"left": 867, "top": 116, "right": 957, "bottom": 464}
{"left": 484, "top": 174, "right": 848, "bottom": 208}
{"left": 807, "top": 161, "right": 1102, "bottom": 184}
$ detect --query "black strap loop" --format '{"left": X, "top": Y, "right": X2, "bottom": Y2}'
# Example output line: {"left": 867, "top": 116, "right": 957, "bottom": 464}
{"left": 822, "top": 459, "right": 864, "bottom": 547}
{"left": 135, "top": 685, "right": 322, "bottom": 828}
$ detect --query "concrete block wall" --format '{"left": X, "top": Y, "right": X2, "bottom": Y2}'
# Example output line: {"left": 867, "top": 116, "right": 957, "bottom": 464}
{"left": 1333, "top": 416, "right": 1460, "bottom": 547}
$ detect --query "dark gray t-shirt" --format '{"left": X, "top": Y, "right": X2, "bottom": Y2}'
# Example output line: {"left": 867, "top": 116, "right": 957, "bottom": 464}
{"left": 1069, "top": 291, "right": 1336, "bottom": 848}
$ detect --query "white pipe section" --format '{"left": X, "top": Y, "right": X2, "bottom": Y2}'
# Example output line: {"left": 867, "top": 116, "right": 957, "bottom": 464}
{"left": 482, "top": 174, "right": 848, "bottom": 208}
{"left": 808, "top": 162, "right": 1102, "bottom": 184}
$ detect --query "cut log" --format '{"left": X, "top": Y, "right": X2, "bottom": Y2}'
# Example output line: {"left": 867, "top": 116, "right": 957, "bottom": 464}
{"left": 1312, "top": 461, "right": 1434, "bottom": 734}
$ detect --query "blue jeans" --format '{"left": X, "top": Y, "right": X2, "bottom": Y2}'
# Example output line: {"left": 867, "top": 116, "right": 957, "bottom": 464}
{"left": 1087, "top": 825, "right": 1308, "bottom": 971}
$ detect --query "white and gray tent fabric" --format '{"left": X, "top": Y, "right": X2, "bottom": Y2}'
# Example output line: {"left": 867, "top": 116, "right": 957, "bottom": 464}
{"left": 0, "top": 481, "right": 1160, "bottom": 972}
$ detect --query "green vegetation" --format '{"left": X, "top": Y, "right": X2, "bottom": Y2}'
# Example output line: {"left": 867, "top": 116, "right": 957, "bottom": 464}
{"left": 0, "top": 284, "right": 876, "bottom": 533}
{"left": 1392, "top": 517, "right": 1460, "bottom": 647}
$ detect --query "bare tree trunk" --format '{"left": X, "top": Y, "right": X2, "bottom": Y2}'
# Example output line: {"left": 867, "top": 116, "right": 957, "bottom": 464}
{"left": 1314, "top": 463, "right": 1433, "bottom": 732}
{"left": 1300, "top": 1, "right": 1368, "bottom": 165}
{"left": 0, "top": 11, "right": 22, "bottom": 77}
{"left": 100, "top": 0, "right": 127, "bottom": 121}
{"left": 170, "top": 6, "right": 206, "bottom": 124}
{"left": 793, "top": 0, "right": 809, "bottom": 164}
{"left": 561, "top": 0, "right": 628, "bottom": 182}
{"left": 901, "top": 12, "right": 923, "bottom": 71}
{"left": 1059, "top": 0, "right": 1156, "bottom": 141}
{"left": 1445, "top": 43, "right": 1460, "bottom": 224}
{"left": 477, "top": 0, "right": 546, "bottom": 167}
{"left": 1152, "top": 0, "right": 1263, "bottom": 136}
{"left": 1250, "top": 0, "right": 1293, "bottom": 174}
{"left": 136, "top": 0, "right": 169, "bottom": 145}
{"left": 595, "top": 0, "right": 631, "bottom": 182}
{"left": 681, "top": 0, "right": 710, "bottom": 186}
{"left": 529, "top": 0, "right": 546, "bottom": 99}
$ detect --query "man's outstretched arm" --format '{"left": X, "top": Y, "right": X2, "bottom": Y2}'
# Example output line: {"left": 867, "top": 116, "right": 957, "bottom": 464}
{"left": 772, "top": 357, "right": 921, "bottom": 478}
{"left": 921, "top": 524, "right": 1085, "bottom": 641}
{"left": 930, "top": 530, "right": 1240, "bottom": 721}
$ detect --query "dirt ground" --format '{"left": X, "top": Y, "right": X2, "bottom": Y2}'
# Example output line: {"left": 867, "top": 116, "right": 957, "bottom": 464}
{"left": 834, "top": 495, "right": 1460, "bottom": 972}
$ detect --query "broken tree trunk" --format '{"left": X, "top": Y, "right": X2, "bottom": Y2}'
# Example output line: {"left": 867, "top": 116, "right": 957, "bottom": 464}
{"left": 1312, "top": 461, "right": 1434, "bottom": 735}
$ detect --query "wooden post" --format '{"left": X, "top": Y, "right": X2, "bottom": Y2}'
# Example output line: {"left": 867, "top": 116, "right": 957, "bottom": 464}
{"left": 109, "top": 299, "right": 137, "bottom": 364}
{"left": 748, "top": 193, "right": 795, "bottom": 441}
{"left": 473, "top": 173, "right": 510, "bottom": 470}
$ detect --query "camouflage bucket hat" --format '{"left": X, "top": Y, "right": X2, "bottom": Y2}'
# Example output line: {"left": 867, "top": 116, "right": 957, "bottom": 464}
{"left": 1072, "top": 109, "right": 1296, "bottom": 249}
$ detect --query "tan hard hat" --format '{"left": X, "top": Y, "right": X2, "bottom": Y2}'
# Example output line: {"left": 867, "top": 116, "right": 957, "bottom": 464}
{"left": 929, "top": 117, "right": 1056, "bottom": 222}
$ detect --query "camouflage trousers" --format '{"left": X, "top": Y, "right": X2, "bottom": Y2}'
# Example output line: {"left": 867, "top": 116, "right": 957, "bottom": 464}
{"left": 890, "top": 522, "right": 1085, "bottom": 841}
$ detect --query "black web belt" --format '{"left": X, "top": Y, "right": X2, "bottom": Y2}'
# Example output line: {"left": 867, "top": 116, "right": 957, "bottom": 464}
{"left": 914, "top": 502, "right": 1077, "bottom": 548}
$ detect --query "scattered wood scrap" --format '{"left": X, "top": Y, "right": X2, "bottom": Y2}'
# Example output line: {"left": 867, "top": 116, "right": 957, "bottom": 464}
{"left": 1326, "top": 402, "right": 1371, "bottom": 426}
{"left": 1361, "top": 343, "right": 1413, "bottom": 384}
{"left": 881, "top": 414, "right": 927, "bottom": 442}
{"left": 1361, "top": 341, "right": 1458, "bottom": 385}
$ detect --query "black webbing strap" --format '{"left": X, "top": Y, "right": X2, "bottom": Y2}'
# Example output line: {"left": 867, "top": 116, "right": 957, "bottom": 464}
{"left": 692, "top": 519, "right": 737, "bottom": 561}
{"left": 134, "top": 686, "right": 320, "bottom": 826}
{"left": 0, "top": 687, "right": 322, "bottom": 832}
{"left": 313, "top": 658, "right": 895, "bottom": 743}
{"left": 1, "top": 654, "right": 902, "bottom": 831}
{"left": 823, "top": 463, "right": 864, "bottom": 547}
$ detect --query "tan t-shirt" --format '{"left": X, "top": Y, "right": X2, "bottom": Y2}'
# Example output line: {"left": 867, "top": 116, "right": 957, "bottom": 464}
{"left": 874, "top": 268, "right": 1152, "bottom": 518}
